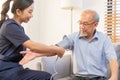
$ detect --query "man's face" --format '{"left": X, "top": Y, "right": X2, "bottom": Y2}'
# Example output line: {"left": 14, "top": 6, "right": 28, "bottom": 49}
{"left": 79, "top": 12, "right": 98, "bottom": 38}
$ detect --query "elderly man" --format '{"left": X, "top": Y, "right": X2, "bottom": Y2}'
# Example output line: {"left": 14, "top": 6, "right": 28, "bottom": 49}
{"left": 56, "top": 9, "right": 118, "bottom": 80}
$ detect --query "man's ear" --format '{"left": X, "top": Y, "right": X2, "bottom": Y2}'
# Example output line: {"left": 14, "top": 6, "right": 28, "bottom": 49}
{"left": 16, "top": 9, "right": 22, "bottom": 16}
{"left": 94, "top": 22, "right": 98, "bottom": 28}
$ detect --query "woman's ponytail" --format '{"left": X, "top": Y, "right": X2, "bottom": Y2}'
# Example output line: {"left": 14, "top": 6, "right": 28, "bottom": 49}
{"left": 0, "top": 0, "right": 11, "bottom": 28}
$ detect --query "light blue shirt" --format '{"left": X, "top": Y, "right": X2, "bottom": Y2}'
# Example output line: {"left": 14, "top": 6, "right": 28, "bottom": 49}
{"left": 57, "top": 30, "right": 117, "bottom": 77}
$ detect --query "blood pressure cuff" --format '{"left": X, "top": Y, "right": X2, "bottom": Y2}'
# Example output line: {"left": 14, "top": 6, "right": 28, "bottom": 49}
{"left": 56, "top": 35, "right": 72, "bottom": 50}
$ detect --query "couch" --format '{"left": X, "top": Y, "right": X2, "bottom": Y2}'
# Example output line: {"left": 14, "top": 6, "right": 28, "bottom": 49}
{"left": 36, "top": 43, "right": 120, "bottom": 80}
{"left": 36, "top": 51, "right": 73, "bottom": 80}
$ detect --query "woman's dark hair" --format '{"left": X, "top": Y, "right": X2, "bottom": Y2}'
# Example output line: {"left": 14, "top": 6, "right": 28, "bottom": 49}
{"left": 0, "top": 0, "right": 34, "bottom": 28}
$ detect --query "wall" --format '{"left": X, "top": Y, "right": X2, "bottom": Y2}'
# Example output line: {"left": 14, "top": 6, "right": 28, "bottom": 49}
{"left": 25, "top": 0, "right": 105, "bottom": 43}
{"left": 0, "top": 0, "right": 5, "bottom": 12}
{"left": 24, "top": 0, "right": 72, "bottom": 44}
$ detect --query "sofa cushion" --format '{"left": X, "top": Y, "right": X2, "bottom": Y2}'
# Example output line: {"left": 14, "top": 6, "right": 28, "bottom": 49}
{"left": 57, "top": 76, "right": 72, "bottom": 80}
{"left": 40, "top": 53, "right": 72, "bottom": 80}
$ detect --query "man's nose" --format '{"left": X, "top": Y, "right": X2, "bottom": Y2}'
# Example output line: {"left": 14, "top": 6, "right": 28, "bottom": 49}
{"left": 80, "top": 25, "right": 85, "bottom": 29}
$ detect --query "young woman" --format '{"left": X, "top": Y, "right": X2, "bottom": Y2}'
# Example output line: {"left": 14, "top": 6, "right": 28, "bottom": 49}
{"left": 0, "top": 0, "right": 65, "bottom": 80}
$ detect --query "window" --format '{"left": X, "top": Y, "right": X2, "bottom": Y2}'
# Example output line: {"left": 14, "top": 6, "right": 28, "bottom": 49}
{"left": 104, "top": 0, "right": 120, "bottom": 42}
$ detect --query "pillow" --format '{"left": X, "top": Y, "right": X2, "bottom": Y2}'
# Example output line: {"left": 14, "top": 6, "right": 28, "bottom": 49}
{"left": 41, "top": 53, "right": 72, "bottom": 79}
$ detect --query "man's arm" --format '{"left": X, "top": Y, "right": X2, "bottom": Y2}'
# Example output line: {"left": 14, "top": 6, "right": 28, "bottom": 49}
{"left": 56, "top": 36, "right": 72, "bottom": 50}
{"left": 109, "top": 59, "right": 118, "bottom": 80}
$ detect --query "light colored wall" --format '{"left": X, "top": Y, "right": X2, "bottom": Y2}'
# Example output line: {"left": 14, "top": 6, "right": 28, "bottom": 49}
{"left": 25, "top": 0, "right": 105, "bottom": 43}
{"left": 24, "top": 0, "right": 72, "bottom": 45}
{"left": 0, "top": 0, "right": 5, "bottom": 12}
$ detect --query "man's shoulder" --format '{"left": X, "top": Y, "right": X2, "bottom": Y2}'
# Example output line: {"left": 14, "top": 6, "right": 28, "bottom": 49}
{"left": 69, "top": 32, "right": 80, "bottom": 38}
{"left": 96, "top": 31, "right": 108, "bottom": 37}
{"left": 63, "top": 32, "right": 79, "bottom": 40}
{"left": 96, "top": 31, "right": 111, "bottom": 42}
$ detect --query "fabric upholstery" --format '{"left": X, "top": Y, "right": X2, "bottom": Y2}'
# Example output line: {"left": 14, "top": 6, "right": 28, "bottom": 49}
{"left": 40, "top": 53, "right": 72, "bottom": 80}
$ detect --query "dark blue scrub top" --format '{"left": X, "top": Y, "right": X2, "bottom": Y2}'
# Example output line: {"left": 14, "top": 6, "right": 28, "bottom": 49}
{"left": 0, "top": 19, "right": 30, "bottom": 71}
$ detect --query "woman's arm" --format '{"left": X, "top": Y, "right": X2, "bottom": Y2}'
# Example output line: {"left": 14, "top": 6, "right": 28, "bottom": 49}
{"left": 22, "top": 40, "right": 65, "bottom": 57}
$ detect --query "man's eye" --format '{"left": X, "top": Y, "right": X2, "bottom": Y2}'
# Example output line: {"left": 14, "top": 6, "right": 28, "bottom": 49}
{"left": 83, "top": 23, "right": 88, "bottom": 25}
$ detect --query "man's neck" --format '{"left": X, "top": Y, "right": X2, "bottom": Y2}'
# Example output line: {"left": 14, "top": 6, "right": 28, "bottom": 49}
{"left": 85, "top": 30, "right": 96, "bottom": 41}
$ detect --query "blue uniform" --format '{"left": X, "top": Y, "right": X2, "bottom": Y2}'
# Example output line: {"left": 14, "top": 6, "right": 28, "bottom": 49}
{"left": 0, "top": 19, "right": 51, "bottom": 80}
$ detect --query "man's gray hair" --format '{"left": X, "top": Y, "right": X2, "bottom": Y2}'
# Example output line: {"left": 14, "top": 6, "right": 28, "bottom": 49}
{"left": 83, "top": 9, "right": 100, "bottom": 22}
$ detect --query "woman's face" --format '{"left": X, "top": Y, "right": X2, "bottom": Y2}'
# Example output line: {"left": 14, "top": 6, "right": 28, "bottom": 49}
{"left": 18, "top": 3, "right": 34, "bottom": 23}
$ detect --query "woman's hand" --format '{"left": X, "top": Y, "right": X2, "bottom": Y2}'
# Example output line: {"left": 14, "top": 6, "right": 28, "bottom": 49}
{"left": 19, "top": 45, "right": 65, "bottom": 65}
{"left": 19, "top": 50, "right": 58, "bottom": 65}
{"left": 19, "top": 50, "right": 42, "bottom": 65}
{"left": 50, "top": 45, "right": 65, "bottom": 58}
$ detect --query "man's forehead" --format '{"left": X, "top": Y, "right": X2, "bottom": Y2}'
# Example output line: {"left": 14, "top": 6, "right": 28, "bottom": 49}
{"left": 80, "top": 16, "right": 93, "bottom": 22}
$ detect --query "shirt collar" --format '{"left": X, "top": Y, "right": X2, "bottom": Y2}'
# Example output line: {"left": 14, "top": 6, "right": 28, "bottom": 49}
{"left": 79, "top": 30, "right": 98, "bottom": 40}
